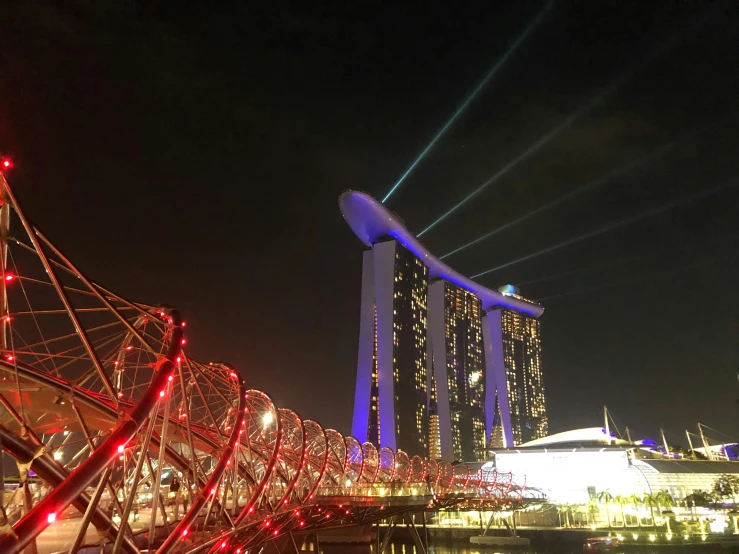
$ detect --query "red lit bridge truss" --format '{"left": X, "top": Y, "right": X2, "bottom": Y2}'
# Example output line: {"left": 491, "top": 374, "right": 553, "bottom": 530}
{"left": 0, "top": 170, "right": 526, "bottom": 553}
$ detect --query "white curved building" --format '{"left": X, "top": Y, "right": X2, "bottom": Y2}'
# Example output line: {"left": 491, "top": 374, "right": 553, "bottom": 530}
{"left": 488, "top": 428, "right": 739, "bottom": 505}
{"left": 340, "top": 191, "right": 548, "bottom": 460}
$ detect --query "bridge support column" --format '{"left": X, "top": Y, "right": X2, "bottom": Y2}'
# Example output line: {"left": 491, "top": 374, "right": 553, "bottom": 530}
{"left": 376, "top": 513, "right": 429, "bottom": 554}
{"left": 405, "top": 512, "right": 428, "bottom": 554}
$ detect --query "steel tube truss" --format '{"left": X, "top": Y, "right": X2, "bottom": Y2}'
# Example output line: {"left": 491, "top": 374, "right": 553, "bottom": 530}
{"left": 0, "top": 169, "right": 526, "bottom": 554}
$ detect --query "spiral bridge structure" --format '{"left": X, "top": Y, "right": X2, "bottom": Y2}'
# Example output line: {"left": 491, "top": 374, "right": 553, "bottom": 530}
{"left": 0, "top": 168, "right": 526, "bottom": 553}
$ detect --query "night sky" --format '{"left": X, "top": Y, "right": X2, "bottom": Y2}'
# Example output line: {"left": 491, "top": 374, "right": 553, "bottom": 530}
{"left": 1, "top": 2, "right": 737, "bottom": 447}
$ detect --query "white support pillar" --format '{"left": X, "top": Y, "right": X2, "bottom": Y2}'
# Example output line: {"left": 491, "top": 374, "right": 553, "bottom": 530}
{"left": 483, "top": 310, "right": 513, "bottom": 447}
{"left": 373, "top": 241, "right": 398, "bottom": 450}
{"left": 351, "top": 249, "right": 376, "bottom": 442}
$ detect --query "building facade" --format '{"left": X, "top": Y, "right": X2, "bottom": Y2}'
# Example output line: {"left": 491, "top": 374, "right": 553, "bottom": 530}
{"left": 429, "top": 280, "right": 487, "bottom": 461}
{"left": 342, "top": 191, "right": 546, "bottom": 461}
{"left": 483, "top": 284, "right": 548, "bottom": 446}
{"left": 351, "top": 239, "right": 429, "bottom": 457}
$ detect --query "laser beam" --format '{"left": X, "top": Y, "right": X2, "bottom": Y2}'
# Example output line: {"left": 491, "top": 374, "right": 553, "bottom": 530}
{"left": 471, "top": 180, "right": 737, "bottom": 279}
{"left": 440, "top": 141, "right": 678, "bottom": 259}
{"left": 380, "top": 1, "right": 555, "bottom": 204}
{"left": 440, "top": 114, "right": 735, "bottom": 260}
{"left": 418, "top": 7, "right": 718, "bottom": 237}
{"left": 537, "top": 254, "right": 735, "bottom": 302}
{"left": 516, "top": 233, "right": 739, "bottom": 287}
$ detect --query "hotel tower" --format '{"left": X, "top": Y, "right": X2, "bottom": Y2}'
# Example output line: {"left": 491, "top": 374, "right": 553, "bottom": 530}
{"left": 342, "top": 191, "right": 547, "bottom": 461}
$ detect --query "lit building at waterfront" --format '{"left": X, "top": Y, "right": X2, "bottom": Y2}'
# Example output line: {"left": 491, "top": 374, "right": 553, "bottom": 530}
{"left": 484, "top": 284, "right": 548, "bottom": 446}
{"left": 350, "top": 237, "right": 429, "bottom": 457}
{"left": 486, "top": 427, "right": 739, "bottom": 505}
{"left": 341, "top": 191, "right": 546, "bottom": 461}
{"left": 429, "top": 280, "right": 486, "bottom": 461}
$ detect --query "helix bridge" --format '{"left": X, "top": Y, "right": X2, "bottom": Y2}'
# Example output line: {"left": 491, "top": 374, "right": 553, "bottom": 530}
{"left": 0, "top": 169, "right": 526, "bottom": 553}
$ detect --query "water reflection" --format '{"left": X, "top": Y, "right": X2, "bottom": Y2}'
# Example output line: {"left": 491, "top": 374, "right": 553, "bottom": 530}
{"left": 307, "top": 537, "right": 714, "bottom": 554}
{"left": 308, "top": 539, "right": 534, "bottom": 554}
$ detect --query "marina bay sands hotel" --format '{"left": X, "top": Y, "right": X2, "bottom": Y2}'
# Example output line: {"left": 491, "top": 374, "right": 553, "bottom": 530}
{"left": 340, "top": 191, "right": 547, "bottom": 462}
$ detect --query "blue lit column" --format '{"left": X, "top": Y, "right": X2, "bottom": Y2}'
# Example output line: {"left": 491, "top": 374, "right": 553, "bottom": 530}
{"left": 372, "top": 241, "right": 398, "bottom": 451}
{"left": 483, "top": 310, "right": 514, "bottom": 447}
{"left": 351, "top": 249, "right": 375, "bottom": 442}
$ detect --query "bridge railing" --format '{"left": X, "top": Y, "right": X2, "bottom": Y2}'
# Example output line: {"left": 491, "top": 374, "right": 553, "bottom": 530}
{"left": 315, "top": 482, "right": 432, "bottom": 498}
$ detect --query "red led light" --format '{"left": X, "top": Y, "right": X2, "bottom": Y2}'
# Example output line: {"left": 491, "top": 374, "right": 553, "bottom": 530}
{"left": 264, "top": 520, "right": 270, "bottom": 527}
{"left": 4, "top": 274, "right": 15, "bottom": 282}
{"left": 159, "top": 390, "right": 165, "bottom": 398}
{"left": 273, "top": 530, "right": 278, "bottom": 536}
{"left": 117, "top": 444, "right": 125, "bottom": 454}
{"left": 181, "top": 339, "right": 186, "bottom": 345}
{"left": 182, "top": 529, "right": 188, "bottom": 536}
{"left": 299, "top": 520, "right": 305, "bottom": 527}
{"left": 6, "top": 355, "right": 14, "bottom": 362}
{"left": 47, "top": 512, "right": 56, "bottom": 523}
{"left": 1, "top": 158, "right": 12, "bottom": 170}
{"left": 221, "top": 541, "right": 227, "bottom": 549}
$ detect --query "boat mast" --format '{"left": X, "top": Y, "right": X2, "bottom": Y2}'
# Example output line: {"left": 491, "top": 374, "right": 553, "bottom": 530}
{"left": 660, "top": 428, "right": 670, "bottom": 458}
{"left": 698, "top": 423, "right": 714, "bottom": 461}
{"left": 686, "top": 430, "right": 696, "bottom": 459}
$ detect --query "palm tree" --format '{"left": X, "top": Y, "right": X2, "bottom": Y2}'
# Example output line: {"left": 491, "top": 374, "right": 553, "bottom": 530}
{"left": 656, "top": 490, "right": 675, "bottom": 531}
{"left": 643, "top": 493, "right": 658, "bottom": 526}
{"left": 598, "top": 491, "right": 614, "bottom": 527}
{"left": 656, "top": 490, "right": 674, "bottom": 512}
{"left": 628, "top": 494, "right": 643, "bottom": 527}
{"left": 614, "top": 495, "right": 629, "bottom": 527}
{"left": 587, "top": 498, "right": 599, "bottom": 526}
{"left": 558, "top": 503, "right": 574, "bottom": 528}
